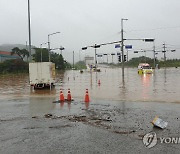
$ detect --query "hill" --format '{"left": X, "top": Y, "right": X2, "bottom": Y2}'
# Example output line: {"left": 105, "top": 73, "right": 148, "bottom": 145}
{"left": 0, "top": 44, "right": 36, "bottom": 54}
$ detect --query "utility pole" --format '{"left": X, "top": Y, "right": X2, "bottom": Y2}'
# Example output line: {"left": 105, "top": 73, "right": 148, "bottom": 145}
{"left": 121, "top": 18, "right": 128, "bottom": 78}
{"left": 163, "top": 43, "right": 166, "bottom": 61}
{"left": 73, "top": 51, "right": 74, "bottom": 68}
{"left": 153, "top": 42, "right": 156, "bottom": 68}
{"left": 126, "top": 49, "right": 129, "bottom": 62}
{"left": 94, "top": 44, "right": 97, "bottom": 66}
{"left": 48, "top": 35, "right": 51, "bottom": 62}
{"left": 48, "top": 32, "right": 60, "bottom": 62}
{"left": 27, "top": 0, "right": 32, "bottom": 61}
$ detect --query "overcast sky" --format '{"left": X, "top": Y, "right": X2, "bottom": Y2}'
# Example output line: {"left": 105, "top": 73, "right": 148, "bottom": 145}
{"left": 1, "top": 0, "right": 180, "bottom": 63}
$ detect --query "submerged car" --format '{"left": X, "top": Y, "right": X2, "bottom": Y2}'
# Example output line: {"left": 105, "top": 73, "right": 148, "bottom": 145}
{"left": 87, "top": 64, "right": 101, "bottom": 72}
{"left": 138, "top": 63, "right": 153, "bottom": 74}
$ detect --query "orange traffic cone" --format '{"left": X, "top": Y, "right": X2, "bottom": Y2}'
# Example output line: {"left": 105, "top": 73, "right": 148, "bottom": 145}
{"left": 67, "top": 89, "right": 72, "bottom": 101}
{"left": 59, "top": 89, "right": 64, "bottom": 102}
{"left": 84, "top": 89, "right": 90, "bottom": 102}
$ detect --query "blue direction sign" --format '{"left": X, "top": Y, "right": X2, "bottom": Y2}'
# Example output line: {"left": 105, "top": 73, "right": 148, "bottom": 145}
{"left": 125, "top": 45, "right": 132, "bottom": 49}
{"left": 115, "top": 44, "right": 121, "bottom": 48}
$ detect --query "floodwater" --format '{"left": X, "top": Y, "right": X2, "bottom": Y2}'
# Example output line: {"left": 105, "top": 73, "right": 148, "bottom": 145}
{"left": 0, "top": 67, "right": 180, "bottom": 118}
{"left": 0, "top": 67, "right": 179, "bottom": 103}
{"left": 1, "top": 67, "right": 180, "bottom": 153}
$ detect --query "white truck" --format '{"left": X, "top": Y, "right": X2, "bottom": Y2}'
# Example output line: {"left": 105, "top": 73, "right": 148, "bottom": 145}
{"left": 29, "top": 62, "right": 56, "bottom": 89}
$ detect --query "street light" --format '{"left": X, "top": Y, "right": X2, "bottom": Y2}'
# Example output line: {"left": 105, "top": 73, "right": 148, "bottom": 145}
{"left": 27, "top": 0, "right": 32, "bottom": 61}
{"left": 121, "top": 18, "right": 128, "bottom": 78}
{"left": 48, "top": 32, "right": 60, "bottom": 62}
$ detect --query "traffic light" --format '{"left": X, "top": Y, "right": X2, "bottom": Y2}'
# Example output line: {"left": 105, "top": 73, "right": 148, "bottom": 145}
{"left": 60, "top": 47, "right": 65, "bottom": 50}
{"left": 118, "top": 55, "right": 121, "bottom": 62}
{"left": 94, "top": 45, "right": 101, "bottom": 48}
{"left": 82, "top": 47, "right": 87, "bottom": 50}
{"left": 144, "top": 39, "right": 154, "bottom": 42}
{"left": 124, "top": 55, "right": 127, "bottom": 62}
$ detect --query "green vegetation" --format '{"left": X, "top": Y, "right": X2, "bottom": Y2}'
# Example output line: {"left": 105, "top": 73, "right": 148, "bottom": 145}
{"left": 124, "top": 56, "right": 154, "bottom": 67}
{"left": 117, "top": 56, "right": 180, "bottom": 68}
{"left": 32, "top": 48, "right": 49, "bottom": 62}
{"left": 157, "top": 59, "right": 180, "bottom": 67}
{"left": 0, "top": 47, "right": 29, "bottom": 74}
{"left": 0, "top": 59, "right": 28, "bottom": 74}
{"left": 74, "top": 61, "right": 87, "bottom": 70}
{"left": 32, "top": 48, "right": 71, "bottom": 70}
{"left": 11, "top": 47, "right": 29, "bottom": 60}
{"left": 0, "top": 47, "right": 72, "bottom": 74}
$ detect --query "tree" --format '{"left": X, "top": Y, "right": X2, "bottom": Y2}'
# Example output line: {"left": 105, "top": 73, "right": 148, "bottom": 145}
{"left": 32, "top": 48, "right": 49, "bottom": 62}
{"left": 51, "top": 52, "right": 65, "bottom": 69}
{"left": 32, "top": 48, "right": 68, "bottom": 70}
{"left": 11, "top": 47, "right": 29, "bottom": 60}
{"left": 74, "top": 61, "right": 87, "bottom": 69}
{"left": 0, "top": 59, "right": 28, "bottom": 73}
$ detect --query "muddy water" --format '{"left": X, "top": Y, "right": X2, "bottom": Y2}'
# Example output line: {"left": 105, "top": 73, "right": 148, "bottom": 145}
{"left": 0, "top": 67, "right": 180, "bottom": 103}
{"left": 58, "top": 67, "right": 180, "bottom": 103}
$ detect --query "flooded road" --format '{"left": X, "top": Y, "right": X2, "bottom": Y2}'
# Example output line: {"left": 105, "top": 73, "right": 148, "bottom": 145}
{"left": 59, "top": 67, "right": 180, "bottom": 102}
{"left": 0, "top": 67, "right": 179, "bottom": 103}
{"left": 0, "top": 67, "right": 180, "bottom": 153}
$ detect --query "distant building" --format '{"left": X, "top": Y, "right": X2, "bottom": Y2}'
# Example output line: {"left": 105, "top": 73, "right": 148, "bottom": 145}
{"left": 0, "top": 51, "right": 20, "bottom": 62}
{"left": 84, "top": 56, "right": 94, "bottom": 65}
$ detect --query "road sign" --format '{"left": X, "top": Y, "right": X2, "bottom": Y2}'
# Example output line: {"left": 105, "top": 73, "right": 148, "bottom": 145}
{"left": 115, "top": 44, "right": 121, "bottom": 48}
{"left": 125, "top": 45, "right": 132, "bottom": 49}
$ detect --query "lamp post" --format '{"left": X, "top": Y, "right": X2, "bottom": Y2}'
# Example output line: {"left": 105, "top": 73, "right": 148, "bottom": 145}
{"left": 121, "top": 18, "right": 128, "bottom": 78}
{"left": 27, "top": 0, "right": 32, "bottom": 61}
{"left": 48, "top": 32, "right": 60, "bottom": 62}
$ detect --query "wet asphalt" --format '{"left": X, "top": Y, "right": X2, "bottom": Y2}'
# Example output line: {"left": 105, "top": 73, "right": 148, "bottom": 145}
{"left": 0, "top": 97, "right": 180, "bottom": 154}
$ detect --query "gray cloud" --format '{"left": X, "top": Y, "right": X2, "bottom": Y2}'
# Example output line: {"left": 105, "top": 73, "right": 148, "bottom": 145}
{"left": 0, "top": 0, "right": 180, "bottom": 62}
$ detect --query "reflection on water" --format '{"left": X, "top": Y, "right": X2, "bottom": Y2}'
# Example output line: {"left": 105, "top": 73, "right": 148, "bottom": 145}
{"left": 29, "top": 97, "right": 56, "bottom": 116}
{"left": 0, "top": 67, "right": 180, "bottom": 107}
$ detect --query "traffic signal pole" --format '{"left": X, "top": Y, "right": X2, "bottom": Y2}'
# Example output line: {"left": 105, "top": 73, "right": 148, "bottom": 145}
{"left": 95, "top": 44, "right": 97, "bottom": 66}
{"left": 153, "top": 42, "right": 156, "bottom": 68}
{"left": 121, "top": 18, "right": 128, "bottom": 78}
{"left": 121, "top": 20, "right": 124, "bottom": 78}
{"left": 163, "top": 43, "right": 166, "bottom": 61}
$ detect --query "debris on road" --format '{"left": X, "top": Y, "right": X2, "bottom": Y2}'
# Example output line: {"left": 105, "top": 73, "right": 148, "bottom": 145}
{"left": 151, "top": 116, "right": 168, "bottom": 129}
